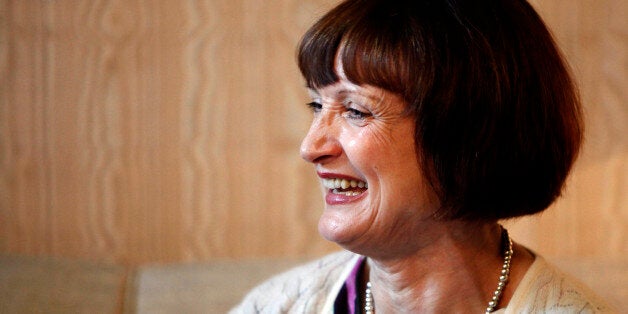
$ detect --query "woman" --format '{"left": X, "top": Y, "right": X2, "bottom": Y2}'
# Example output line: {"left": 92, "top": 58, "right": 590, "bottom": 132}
{"left": 233, "top": 0, "right": 612, "bottom": 312}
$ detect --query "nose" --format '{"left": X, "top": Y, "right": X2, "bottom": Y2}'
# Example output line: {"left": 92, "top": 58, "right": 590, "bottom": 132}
{"left": 300, "top": 114, "right": 342, "bottom": 164}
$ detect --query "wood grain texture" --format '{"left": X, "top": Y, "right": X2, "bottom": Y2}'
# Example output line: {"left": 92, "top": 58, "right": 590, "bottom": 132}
{"left": 0, "top": 0, "right": 625, "bottom": 265}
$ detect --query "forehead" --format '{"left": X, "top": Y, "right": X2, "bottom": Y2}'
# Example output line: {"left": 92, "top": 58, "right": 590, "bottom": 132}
{"left": 307, "top": 49, "right": 406, "bottom": 107}
{"left": 309, "top": 55, "right": 375, "bottom": 97}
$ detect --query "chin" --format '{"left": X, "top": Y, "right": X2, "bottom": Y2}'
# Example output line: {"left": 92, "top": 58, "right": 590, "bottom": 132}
{"left": 317, "top": 213, "right": 363, "bottom": 248}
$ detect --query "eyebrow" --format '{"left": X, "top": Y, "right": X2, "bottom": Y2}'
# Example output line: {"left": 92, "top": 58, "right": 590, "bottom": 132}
{"left": 337, "top": 89, "right": 385, "bottom": 105}
{"left": 307, "top": 85, "right": 387, "bottom": 105}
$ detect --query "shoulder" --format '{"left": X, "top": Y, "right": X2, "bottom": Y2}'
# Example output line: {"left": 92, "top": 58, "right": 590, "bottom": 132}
{"left": 229, "top": 250, "right": 359, "bottom": 313}
{"left": 506, "top": 255, "right": 616, "bottom": 313}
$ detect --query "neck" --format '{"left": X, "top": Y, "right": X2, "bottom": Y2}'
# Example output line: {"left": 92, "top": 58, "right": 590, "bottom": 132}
{"left": 365, "top": 222, "right": 512, "bottom": 313}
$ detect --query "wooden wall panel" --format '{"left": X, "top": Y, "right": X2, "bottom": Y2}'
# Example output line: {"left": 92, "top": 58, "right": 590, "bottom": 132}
{"left": 0, "top": 0, "right": 625, "bottom": 265}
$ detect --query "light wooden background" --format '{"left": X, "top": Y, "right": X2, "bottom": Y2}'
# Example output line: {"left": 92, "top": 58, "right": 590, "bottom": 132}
{"left": 0, "top": 0, "right": 626, "bottom": 266}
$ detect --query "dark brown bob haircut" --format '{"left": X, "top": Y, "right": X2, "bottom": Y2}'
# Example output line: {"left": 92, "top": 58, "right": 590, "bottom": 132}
{"left": 298, "top": 0, "right": 583, "bottom": 220}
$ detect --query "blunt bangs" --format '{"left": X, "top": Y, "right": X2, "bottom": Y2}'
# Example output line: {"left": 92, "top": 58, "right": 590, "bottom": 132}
{"left": 297, "top": 1, "right": 433, "bottom": 103}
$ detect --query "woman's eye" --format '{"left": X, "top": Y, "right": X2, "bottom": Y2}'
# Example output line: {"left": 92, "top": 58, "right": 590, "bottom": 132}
{"left": 346, "top": 107, "right": 371, "bottom": 120}
{"left": 306, "top": 102, "right": 322, "bottom": 113}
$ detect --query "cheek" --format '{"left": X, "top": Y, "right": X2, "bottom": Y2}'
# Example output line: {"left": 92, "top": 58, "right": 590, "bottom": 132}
{"left": 351, "top": 127, "right": 425, "bottom": 189}
{"left": 347, "top": 138, "right": 359, "bottom": 149}
{"left": 341, "top": 130, "right": 379, "bottom": 170}
{"left": 340, "top": 119, "right": 419, "bottom": 176}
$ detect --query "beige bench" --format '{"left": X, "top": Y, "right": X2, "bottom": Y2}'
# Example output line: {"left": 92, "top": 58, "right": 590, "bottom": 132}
{"left": 1, "top": 254, "right": 625, "bottom": 313}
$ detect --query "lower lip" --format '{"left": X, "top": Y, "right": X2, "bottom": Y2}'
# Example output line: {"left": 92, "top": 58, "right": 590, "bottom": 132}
{"left": 325, "top": 189, "right": 367, "bottom": 205}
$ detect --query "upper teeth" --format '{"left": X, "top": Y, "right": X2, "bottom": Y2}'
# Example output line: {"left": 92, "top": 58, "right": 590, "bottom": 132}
{"left": 322, "top": 178, "right": 367, "bottom": 189}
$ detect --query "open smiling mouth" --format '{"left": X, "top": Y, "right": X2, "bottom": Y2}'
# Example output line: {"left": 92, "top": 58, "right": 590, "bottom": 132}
{"left": 322, "top": 178, "right": 368, "bottom": 196}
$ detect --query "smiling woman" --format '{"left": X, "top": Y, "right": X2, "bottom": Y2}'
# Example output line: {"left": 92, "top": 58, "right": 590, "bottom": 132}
{"left": 230, "top": 0, "right": 614, "bottom": 313}
{"left": 0, "top": 0, "right": 624, "bottom": 311}
{"left": 301, "top": 80, "right": 438, "bottom": 257}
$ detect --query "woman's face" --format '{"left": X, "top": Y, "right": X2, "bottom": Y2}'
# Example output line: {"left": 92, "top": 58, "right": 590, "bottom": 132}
{"left": 300, "top": 69, "right": 440, "bottom": 257}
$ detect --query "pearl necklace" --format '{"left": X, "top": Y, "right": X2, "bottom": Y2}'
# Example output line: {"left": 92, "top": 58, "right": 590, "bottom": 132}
{"left": 364, "top": 227, "right": 513, "bottom": 314}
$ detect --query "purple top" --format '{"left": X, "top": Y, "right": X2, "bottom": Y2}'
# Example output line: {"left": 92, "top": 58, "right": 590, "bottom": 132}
{"left": 333, "top": 256, "right": 366, "bottom": 313}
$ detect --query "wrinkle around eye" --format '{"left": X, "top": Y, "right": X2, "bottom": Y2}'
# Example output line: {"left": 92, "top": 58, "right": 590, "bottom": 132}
{"left": 345, "top": 107, "right": 372, "bottom": 120}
